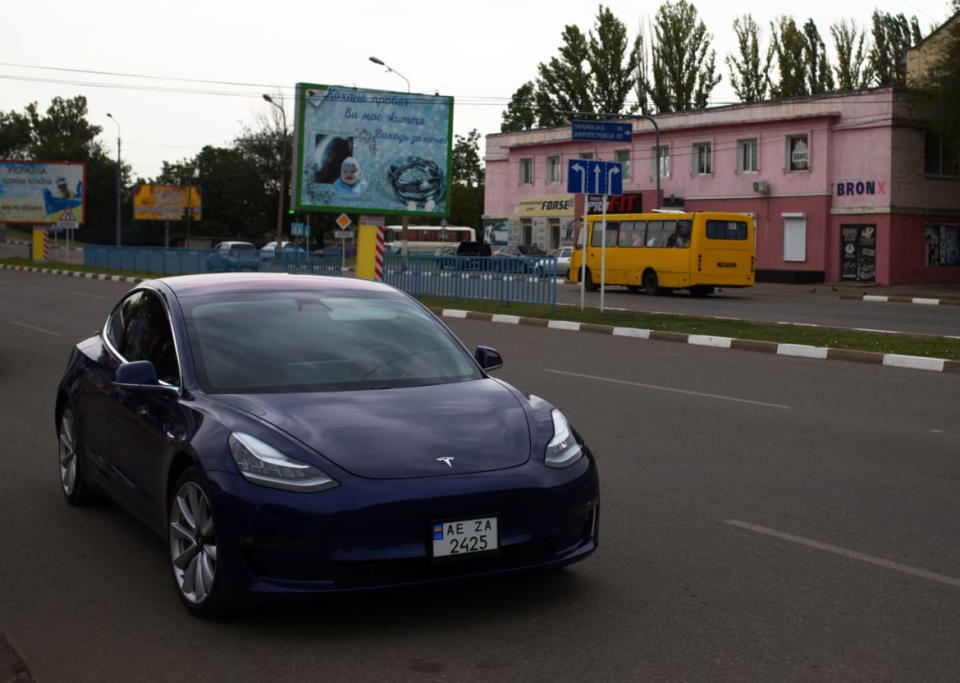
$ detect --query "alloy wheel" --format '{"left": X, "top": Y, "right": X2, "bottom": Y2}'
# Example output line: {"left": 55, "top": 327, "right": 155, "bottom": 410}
{"left": 169, "top": 481, "right": 218, "bottom": 604}
{"left": 58, "top": 411, "right": 77, "bottom": 495}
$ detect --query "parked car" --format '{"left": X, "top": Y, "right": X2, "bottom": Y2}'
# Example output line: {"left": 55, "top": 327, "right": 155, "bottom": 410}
{"left": 259, "top": 241, "right": 306, "bottom": 261}
{"left": 534, "top": 246, "right": 573, "bottom": 278}
{"left": 206, "top": 242, "right": 259, "bottom": 272}
{"left": 55, "top": 274, "right": 599, "bottom": 617}
{"left": 492, "top": 244, "right": 545, "bottom": 273}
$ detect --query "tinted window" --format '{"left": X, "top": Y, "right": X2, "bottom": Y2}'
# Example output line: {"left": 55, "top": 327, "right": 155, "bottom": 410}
{"left": 706, "top": 220, "right": 749, "bottom": 240}
{"left": 676, "top": 220, "right": 692, "bottom": 248}
{"left": 182, "top": 292, "right": 483, "bottom": 393}
{"left": 617, "top": 221, "right": 646, "bottom": 247}
{"left": 591, "top": 222, "right": 619, "bottom": 247}
{"left": 645, "top": 220, "right": 677, "bottom": 248}
{"left": 119, "top": 291, "right": 180, "bottom": 385}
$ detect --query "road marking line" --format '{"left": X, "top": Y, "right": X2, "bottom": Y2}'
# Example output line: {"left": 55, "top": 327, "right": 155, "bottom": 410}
{"left": 544, "top": 369, "right": 791, "bottom": 409}
{"left": 69, "top": 291, "right": 108, "bottom": 300}
{"left": 882, "top": 354, "right": 945, "bottom": 372}
{"left": 724, "top": 519, "right": 960, "bottom": 590}
{"left": 10, "top": 321, "right": 61, "bottom": 336}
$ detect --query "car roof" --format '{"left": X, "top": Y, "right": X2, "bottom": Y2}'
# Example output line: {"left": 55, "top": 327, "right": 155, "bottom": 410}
{"left": 152, "top": 273, "right": 398, "bottom": 298}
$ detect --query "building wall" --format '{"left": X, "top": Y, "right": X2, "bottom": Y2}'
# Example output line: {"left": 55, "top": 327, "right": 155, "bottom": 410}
{"left": 906, "top": 13, "right": 960, "bottom": 84}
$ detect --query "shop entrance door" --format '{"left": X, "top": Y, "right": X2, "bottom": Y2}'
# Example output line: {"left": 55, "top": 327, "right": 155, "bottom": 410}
{"left": 840, "top": 224, "right": 877, "bottom": 282}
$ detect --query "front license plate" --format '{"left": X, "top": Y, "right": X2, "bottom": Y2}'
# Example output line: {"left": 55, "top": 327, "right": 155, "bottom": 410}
{"left": 432, "top": 516, "right": 498, "bottom": 557}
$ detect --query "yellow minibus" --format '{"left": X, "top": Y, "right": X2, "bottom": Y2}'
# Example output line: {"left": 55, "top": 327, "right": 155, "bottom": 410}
{"left": 569, "top": 211, "right": 756, "bottom": 296}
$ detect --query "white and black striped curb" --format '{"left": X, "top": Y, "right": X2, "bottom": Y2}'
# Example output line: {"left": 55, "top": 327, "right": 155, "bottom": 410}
{"left": 840, "top": 293, "right": 960, "bottom": 307}
{"left": 431, "top": 308, "right": 960, "bottom": 375}
{"left": 1, "top": 263, "right": 141, "bottom": 283}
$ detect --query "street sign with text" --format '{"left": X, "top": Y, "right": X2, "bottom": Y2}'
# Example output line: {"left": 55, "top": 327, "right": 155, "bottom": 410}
{"left": 566, "top": 160, "right": 623, "bottom": 196}
{"left": 571, "top": 120, "right": 632, "bottom": 143}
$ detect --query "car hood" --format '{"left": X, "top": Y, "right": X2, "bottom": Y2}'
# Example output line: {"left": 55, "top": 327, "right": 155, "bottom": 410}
{"left": 214, "top": 379, "right": 532, "bottom": 479}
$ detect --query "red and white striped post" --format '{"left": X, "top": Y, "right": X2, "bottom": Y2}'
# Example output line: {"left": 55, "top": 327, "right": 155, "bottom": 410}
{"left": 42, "top": 231, "right": 50, "bottom": 261}
{"left": 374, "top": 225, "right": 385, "bottom": 282}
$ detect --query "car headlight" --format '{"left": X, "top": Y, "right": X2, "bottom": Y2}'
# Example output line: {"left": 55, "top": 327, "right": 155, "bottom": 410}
{"left": 228, "top": 432, "right": 338, "bottom": 492}
{"left": 545, "top": 409, "right": 583, "bottom": 468}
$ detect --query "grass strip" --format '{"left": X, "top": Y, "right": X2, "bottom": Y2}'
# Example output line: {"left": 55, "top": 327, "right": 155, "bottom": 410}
{"left": 1, "top": 257, "right": 153, "bottom": 280}
{"left": 417, "top": 296, "right": 960, "bottom": 362}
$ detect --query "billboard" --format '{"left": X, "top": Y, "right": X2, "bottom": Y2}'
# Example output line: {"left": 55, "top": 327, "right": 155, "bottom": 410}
{"left": 0, "top": 160, "right": 86, "bottom": 225}
{"left": 133, "top": 184, "right": 202, "bottom": 221}
{"left": 292, "top": 83, "right": 454, "bottom": 217}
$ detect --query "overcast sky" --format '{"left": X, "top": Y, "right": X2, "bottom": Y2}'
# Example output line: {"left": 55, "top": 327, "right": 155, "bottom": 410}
{"left": 1, "top": 0, "right": 955, "bottom": 179}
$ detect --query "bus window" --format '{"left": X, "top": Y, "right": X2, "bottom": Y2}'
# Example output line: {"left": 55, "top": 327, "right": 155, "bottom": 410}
{"left": 645, "top": 220, "right": 671, "bottom": 247}
{"left": 676, "top": 220, "right": 692, "bottom": 248}
{"left": 591, "top": 221, "right": 619, "bottom": 246}
{"left": 706, "top": 220, "right": 749, "bottom": 240}
{"left": 619, "top": 221, "right": 645, "bottom": 247}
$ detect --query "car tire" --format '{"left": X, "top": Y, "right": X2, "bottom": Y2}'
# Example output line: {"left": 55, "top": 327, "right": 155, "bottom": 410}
{"left": 583, "top": 269, "right": 599, "bottom": 292}
{"left": 58, "top": 407, "right": 97, "bottom": 506}
{"left": 168, "top": 466, "right": 233, "bottom": 619}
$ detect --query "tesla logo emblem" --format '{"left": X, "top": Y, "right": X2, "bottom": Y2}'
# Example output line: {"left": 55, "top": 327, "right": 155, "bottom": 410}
{"left": 436, "top": 457, "right": 455, "bottom": 468}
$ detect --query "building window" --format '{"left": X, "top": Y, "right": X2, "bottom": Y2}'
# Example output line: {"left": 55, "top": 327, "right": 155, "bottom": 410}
{"left": 737, "top": 138, "right": 758, "bottom": 173}
{"left": 580, "top": 151, "right": 594, "bottom": 160}
{"left": 783, "top": 214, "right": 807, "bottom": 262}
{"left": 693, "top": 142, "right": 712, "bottom": 175}
{"left": 614, "top": 149, "right": 632, "bottom": 180}
{"left": 519, "top": 158, "right": 533, "bottom": 185}
{"left": 546, "top": 156, "right": 561, "bottom": 184}
{"left": 652, "top": 145, "right": 670, "bottom": 178}
{"left": 521, "top": 218, "right": 533, "bottom": 245}
{"left": 926, "top": 223, "right": 960, "bottom": 266}
{"left": 924, "top": 131, "right": 960, "bottom": 176}
{"left": 786, "top": 134, "right": 809, "bottom": 172}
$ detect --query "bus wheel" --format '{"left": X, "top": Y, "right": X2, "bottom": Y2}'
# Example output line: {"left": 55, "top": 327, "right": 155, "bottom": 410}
{"left": 583, "top": 269, "right": 599, "bottom": 292}
{"left": 689, "top": 285, "right": 714, "bottom": 297}
{"left": 643, "top": 269, "right": 660, "bottom": 296}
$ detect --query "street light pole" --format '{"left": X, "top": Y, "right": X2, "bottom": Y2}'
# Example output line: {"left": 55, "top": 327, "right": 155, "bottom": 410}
{"left": 368, "top": 56, "right": 411, "bottom": 93}
{"left": 106, "top": 113, "right": 122, "bottom": 246}
{"left": 262, "top": 94, "right": 288, "bottom": 265}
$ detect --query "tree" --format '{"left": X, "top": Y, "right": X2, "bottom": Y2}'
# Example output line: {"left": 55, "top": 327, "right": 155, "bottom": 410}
{"left": 726, "top": 14, "right": 771, "bottom": 103}
{"left": 803, "top": 19, "right": 835, "bottom": 94}
{"left": 769, "top": 16, "right": 809, "bottom": 98}
{"left": 535, "top": 24, "right": 594, "bottom": 126}
{"left": 831, "top": 19, "right": 873, "bottom": 90}
{"left": 642, "top": 0, "right": 721, "bottom": 112}
{"left": 869, "top": 11, "right": 923, "bottom": 86}
{"left": 0, "top": 110, "right": 31, "bottom": 158}
{"left": 501, "top": 82, "right": 538, "bottom": 133}
{"left": 448, "top": 129, "right": 485, "bottom": 229}
{"left": 587, "top": 5, "right": 637, "bottom": 114}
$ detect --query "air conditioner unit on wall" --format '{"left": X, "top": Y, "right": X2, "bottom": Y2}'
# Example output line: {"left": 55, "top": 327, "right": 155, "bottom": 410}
{"left": 753, "top": 180, "right": 769, "bottom": 194}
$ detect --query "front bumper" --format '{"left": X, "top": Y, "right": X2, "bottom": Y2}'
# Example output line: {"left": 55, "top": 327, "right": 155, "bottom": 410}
{"left": 205, "top": 454, "right": 599, "bottom": 595}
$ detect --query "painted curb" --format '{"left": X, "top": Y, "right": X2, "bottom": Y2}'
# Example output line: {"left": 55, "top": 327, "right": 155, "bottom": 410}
{"left": 428, "top": 305, "right": 957, "bottom": 375}
{"left": 4, "top": 264, "right": 956, "bottom": 376}
{"left": 840, "top": 293, "right": 960, "bottom": 307}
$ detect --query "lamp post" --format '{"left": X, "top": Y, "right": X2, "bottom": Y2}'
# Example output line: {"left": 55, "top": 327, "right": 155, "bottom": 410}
{"left": 106, "top": 113, "right": 122, "bottom": 246}
{"left": 368, "top": 56, "right": 410, "bottom": 93}
{"left": 262, "top": 94, "right": 288, "bottom": 264}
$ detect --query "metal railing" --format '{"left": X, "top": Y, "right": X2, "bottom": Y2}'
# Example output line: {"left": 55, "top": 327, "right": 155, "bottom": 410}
{"left": 84, "top": 246, "right": 342, "bottom": 277}
{"left": 383, "top": 254, "right": 557, "bottom": 305}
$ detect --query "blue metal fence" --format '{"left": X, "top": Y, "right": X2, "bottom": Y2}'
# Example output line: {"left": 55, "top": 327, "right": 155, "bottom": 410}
{"left": 382, "top": 254, "right": 557, "bottom": 306}
{"left": 83, "top": 246, "right": 557, "bottom": 305}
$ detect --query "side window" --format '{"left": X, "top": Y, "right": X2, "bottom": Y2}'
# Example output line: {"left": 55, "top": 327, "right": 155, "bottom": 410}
{"left": 706, "top": 220, "right": 749, "bottom": 240}
{"left": 591, "top": 222, "right": 619, "bottom": 246}
{"left": 120, "top": 290, "right": 180, "bottom": 385}
{"left": 618, "top": 221, "right": 645, "bottom": 247}
{"left": 645, "top": 220, "right": 668, "bottom": 248}
{"left": 676, "top": 220, "right": 692, "bottom": 248}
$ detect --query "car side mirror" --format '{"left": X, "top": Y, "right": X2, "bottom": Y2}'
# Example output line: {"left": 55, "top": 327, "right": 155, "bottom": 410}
{"left": 475, "top": 346, "right": 503, "bottom": 371}
{"left": 114, "top": 360, "right": 161, "bottom": 387}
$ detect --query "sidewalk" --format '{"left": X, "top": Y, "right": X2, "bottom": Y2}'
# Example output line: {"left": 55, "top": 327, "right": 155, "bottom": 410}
{"left": 752, "top": 281, "right": 960, "bottom": 305}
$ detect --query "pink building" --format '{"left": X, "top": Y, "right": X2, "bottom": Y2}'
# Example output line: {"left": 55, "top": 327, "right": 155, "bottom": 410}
{"left": 483, "top": 87, "right": 960, "bottom": 285}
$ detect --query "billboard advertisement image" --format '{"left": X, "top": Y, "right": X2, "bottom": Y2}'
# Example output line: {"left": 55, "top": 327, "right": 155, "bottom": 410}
{"left": 133, "top": 184, "right": 202, "bottom": 221}
{"left": 293, "top": 84, "right": 454, "bottom": 217}
{"left": 0, "top": 160, "right": 86, "bottom": 225}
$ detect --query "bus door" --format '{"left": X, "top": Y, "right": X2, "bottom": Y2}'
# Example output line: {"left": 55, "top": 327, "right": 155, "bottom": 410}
{"left": 617, "top": 221, "right": 646, "bottom": 286}
{"left": 697, "top": 217, "right": 754, "bottom": 282}
{"left": 643, "top": 219, "right": 690, "bottom": 287}
{"left": 587, "top": 219, "right": 620, "bottom": 282}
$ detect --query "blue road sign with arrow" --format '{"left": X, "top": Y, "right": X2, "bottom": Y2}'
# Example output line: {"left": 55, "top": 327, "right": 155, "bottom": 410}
{"left": 567, "top": 159, "right": 623, "bottom": 196}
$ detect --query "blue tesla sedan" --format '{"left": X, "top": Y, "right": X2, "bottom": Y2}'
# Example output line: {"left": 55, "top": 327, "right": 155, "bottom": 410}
{"left": 56, "top": 274, "right": 599, "bottom": 617}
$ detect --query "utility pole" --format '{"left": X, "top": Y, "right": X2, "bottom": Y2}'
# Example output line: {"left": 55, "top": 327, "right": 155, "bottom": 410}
{"left": 107, "top": 113, "right": 122, "bottom": 246}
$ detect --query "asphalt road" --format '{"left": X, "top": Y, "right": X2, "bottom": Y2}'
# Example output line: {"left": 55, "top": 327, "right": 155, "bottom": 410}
{"left": 556, "top": 282, "right": 960, "bottom": 338}
{"left": 1, "top": 268, "right": 959, "bottom": 682}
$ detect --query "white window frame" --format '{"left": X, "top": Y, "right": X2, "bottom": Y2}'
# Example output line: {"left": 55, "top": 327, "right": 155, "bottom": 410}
{"left": 785, "top": 134, "right": 810, "bottom": 172}
{"left": 692, "top": 142, "right": 712, "bottom": 176}
{"left": 614, "top": 149, "right": 632, "bottom": 180}
{"left": 737, "top": 138, "right": 759, "bottom": 173}
{"left": 546, "top": 156, "right": 561, "bottom": 184}
{"left": 519, "top": 158, "right": 533, "bottom": 186}
{"left": 652, "top": 145, "right": 670, "bottom": 179}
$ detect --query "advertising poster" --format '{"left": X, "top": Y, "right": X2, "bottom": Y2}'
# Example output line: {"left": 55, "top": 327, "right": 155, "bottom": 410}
{"left": 133, "top": 184, "right": 202, "bottom": 221}
{"left": 293, "top": 84, "right": 454, "bottom": 217}
{"left": 0, "top": 160, "right": 86, "bottom": 224}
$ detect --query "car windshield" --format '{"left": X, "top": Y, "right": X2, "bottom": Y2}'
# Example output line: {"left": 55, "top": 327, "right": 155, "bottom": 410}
{"left": 180, "top": 290, "right": 482, "bottom": 393}
{"left": 230, "top": 245, "right": 255, "bottom": 254}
